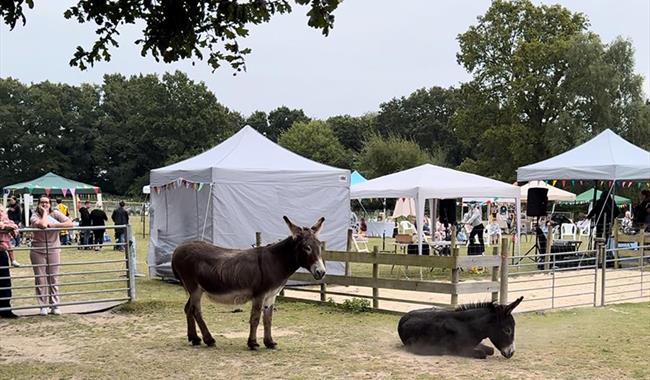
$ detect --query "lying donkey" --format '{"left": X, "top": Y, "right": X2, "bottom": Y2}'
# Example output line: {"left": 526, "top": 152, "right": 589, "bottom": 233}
{"left": 172, "top": 216, "right": 326, "bottom": 350}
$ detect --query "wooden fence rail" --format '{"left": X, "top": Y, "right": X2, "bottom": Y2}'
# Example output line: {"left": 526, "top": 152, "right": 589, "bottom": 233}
{"left": 276, "top": 237, "right": 510, "bottom": 312}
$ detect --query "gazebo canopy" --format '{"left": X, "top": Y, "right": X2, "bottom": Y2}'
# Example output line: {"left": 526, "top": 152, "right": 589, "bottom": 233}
{"left": 517, "top": 129, "right": 650, "bottom": 181}
{"left": 561, "top": 188, "right": 631, "bottom": 206}
{"left": 3, "top": 172, "right": 100, "bottom": 196}
{"left": 350, "top": 170, "right": 367, "bottom": 186}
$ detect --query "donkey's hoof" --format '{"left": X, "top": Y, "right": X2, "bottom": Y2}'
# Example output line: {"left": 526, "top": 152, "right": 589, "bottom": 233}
{"left": 204, "top": 337, "right": 216, "bottom": 347}
{"left": 189, "top": 337, "right": 202, "bottom": 346}
{"left": 264, "top": 339, "right": 277, "bottom": 349}
{"left": 247, "top": 339, "right": 260, "bottom": 350}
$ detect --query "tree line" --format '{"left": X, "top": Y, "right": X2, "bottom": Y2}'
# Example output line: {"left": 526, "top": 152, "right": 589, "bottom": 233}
{"left": 1, "top": 0, "right": 648, "bottom": 196}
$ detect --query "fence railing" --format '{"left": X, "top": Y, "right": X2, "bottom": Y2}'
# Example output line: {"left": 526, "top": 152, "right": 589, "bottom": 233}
{"left": 278, "top": 237, "right": 511, "bottom": 312}
{"left": 0, "top": 225, "right": 135, "bottom": 313}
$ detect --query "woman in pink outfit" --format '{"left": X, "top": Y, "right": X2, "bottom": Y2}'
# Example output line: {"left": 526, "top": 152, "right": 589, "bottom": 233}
{"left": 30, "top": 196, "right": 72, "bottom": 316}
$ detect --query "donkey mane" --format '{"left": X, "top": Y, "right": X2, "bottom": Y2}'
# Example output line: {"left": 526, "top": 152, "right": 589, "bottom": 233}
{"left": 454, "top": 301, "right": 497, "bottom": 312}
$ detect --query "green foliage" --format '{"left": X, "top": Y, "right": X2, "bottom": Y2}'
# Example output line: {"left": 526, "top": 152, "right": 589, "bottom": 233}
{"left": 1, "top": 0, "right": 342, "bottom": 72}
{"left": 454, "top": 0, "right": 646, "bottom": 181}
{"left": 326, "top": 297, "right": 371, "bottom": 313}
{"left": 375, "top": 87, "right": 460, "bottom": 165}
{"left": 326, "top": 114, "right": 375, "bottom": 152}
{"left": 265, "top": 106, "right": 310, "bottom": 142}
{"left": 277, "top": 120, "right": 350, "bottom": 168}
{"left": 355, "top": 133, "right": 435, "bottom": 178}
{"left": 0, "top": 72, "right": 241, "bottom": 195}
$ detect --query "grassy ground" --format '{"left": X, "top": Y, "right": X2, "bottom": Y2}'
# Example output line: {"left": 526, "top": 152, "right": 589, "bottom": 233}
{"left": 2, "top": 219, "right": 649, "bottom": 379}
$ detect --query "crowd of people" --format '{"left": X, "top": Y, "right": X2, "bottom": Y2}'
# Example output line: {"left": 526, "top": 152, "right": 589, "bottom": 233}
{"left": 0, "top": 195, "right": 131, "bottom": 318}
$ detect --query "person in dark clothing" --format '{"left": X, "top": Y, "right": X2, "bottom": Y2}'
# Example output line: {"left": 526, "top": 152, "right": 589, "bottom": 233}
{"left": 7, "top": 196, "right": 22, "bottom": 247}
{"left": 90, "top": 203, "right": 108, "bottom": 251}
{"left": 633, "top": 190, "right": 650, "bottom": 231}
{"left": 111, "top": 201, "right": 129, "bottom": 251}
{"left": 78, "top": 200, "right": 92, "bottom": 249}
{"left": 587, "top": 190, "right": 620, "bottom": 239}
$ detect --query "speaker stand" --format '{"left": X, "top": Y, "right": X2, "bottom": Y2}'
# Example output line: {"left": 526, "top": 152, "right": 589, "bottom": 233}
{"left": 515, "top": 216, "right": 542, "bottom": 265}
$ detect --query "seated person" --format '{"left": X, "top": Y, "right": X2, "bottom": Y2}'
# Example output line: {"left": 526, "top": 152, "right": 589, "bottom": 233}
{"left": 359, "top": 218, "right": 368, "bottom": 237}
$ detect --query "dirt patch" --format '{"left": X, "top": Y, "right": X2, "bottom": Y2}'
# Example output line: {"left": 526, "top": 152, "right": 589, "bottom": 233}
{"left": 219, "top": 328, "right": 298, "bottom": 339}
{"left": 0, "top": 336, "right": 78, "bottom": 364}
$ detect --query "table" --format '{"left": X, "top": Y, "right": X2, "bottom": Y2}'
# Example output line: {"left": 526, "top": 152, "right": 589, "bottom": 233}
{"left": 366, "top": 221, "right": 395, "bottom": 237}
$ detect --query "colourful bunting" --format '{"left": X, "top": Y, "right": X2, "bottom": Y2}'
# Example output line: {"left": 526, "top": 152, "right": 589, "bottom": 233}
{"left": 561, "top": 180, "right": 566, "bottom": 187}
{"left": 92, "top": 186, "right": 100, "bottom": 194}
{"left": 44, "top": 187, "right": 51, "bottom": 196}
{"left": 571, "top": 180, "right": 575, "bottom": 186}
{"left": 552, "top": 180, "right": 558, "bottom": 186}
{"left": 579, "top": 180, "right": 583, "bottom": 185}
{"left": 70, "top": 188, "right": 76, "bottom": 197}
{"left": 61, "top": 187, "right": 69, "bottom": 197}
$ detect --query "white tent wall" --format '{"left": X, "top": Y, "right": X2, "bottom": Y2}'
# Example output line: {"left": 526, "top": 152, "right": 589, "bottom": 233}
{"left": 148, "top": 185, "right": 213, "bottom": 278}
{"left": 212, "top": 181, "right": 349, "bottom": 275}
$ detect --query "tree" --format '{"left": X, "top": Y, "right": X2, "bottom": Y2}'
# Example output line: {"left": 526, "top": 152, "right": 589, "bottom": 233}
{"left": 1, "top": 0, "right": 341, "bottom": 72}
{"left": 374, "top": 87, "right": 460, "bottom": 165}
{"left": 265, "top": 106, "right": 310, "bottom": 141}
{"left": 455, "top": 0, "right": 645, "bottom": 181}
{"left": 246, "top": 111, "right": 269, "bottom": 133}
{"left": 326, "top": 114, "right": 374, "bottom": 152}
{"left": 277, "top": 120, "right": 349, "bottom": 168}
{"left": 355, "top": 133, "right": 435, "bottom": 179}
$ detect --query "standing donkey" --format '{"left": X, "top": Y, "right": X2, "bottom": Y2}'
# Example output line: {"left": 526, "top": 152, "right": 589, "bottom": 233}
{"left": 172, "top": 216, "right": 326, "bottom": 350}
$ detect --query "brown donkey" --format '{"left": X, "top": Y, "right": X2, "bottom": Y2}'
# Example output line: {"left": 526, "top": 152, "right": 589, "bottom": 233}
{"left": 172, "top": 216, "right": 326, "bottom": 350}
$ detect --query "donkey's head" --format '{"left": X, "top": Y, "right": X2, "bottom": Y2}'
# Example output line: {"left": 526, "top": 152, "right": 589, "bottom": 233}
{"left": 487, "top": 296, "right": 524, "bottom": 359}
{"left": 283, "top": 216, "right": 326, "bottom": 280}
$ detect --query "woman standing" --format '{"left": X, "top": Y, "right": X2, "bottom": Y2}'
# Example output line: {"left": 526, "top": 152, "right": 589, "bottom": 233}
{"left": 30, "top": 196, "right": 72, "bottom": 316}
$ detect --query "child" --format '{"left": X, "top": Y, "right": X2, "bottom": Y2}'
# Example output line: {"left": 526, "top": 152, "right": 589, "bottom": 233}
{"left": 487, "top": 212, "right": 502, "bottom": 245}
{"left": 0, "top": 204, "right": 20, "bottom": 267}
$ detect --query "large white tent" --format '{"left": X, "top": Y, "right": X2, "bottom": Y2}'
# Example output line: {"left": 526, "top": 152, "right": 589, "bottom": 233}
{"left": 518, "top": 129, "right": 650, "bottom": 181}
{"left": 351, "top": 164, "right": 521, "bottom": 254}
{"left": 148, "top": 126, "right": 350, "bottom": 278}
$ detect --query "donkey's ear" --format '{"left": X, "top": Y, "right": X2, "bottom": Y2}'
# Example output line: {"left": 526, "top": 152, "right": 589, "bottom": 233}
{"left": 505, "top": 296, "right": 524, "bottom": 314}
{"left": 311, "top": 217, "right": 325, "bottom": 236}
{"left": 283, "top": 216, "right": 302, "bottom": 238}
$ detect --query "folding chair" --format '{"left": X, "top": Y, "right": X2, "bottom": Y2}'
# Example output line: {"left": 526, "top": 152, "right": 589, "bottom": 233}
{"left": 352, "top": 234, "right": 369, "bottom": 253}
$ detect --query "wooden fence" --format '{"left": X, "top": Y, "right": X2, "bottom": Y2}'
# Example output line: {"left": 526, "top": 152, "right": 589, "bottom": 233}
{"left": 278, "top": 237, "right": 511, "bottom": 312}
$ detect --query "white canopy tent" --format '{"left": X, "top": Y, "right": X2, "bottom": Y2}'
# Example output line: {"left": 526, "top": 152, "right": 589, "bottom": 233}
{"left": 351, "top": 164, "right": 521, "bottom": 255}
{"left": 148, "top": 126, "right": 350, "bottom": 278}
{"left": 518, "top": 129, "right": 650, "bottom": 181}
{"left": 466, "top": 181, "right": 576, "bottom": 203}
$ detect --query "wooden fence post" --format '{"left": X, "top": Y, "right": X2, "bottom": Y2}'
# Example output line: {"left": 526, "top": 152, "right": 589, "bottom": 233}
{"left": 499, "top": 237, "right": 510, "bottom": 305}
{"left": 320, "top": 241, "right": 327, "bottom": 302}
{"left": 255, "top": 232, "right": 262, "bottom": 247}
{"left": 491, "top": 245, "right": 499, "bottom": 303}
{"left": 450, "top": 246, "right": 459, "bottom": 306}
{"left": 346, "top": 229, "right": 353, "bottom": 276}
{"left": 372, "top": 246, "right": 379, "bottom": 309}
{"left": 597, "top": 238, "right": 606, "bottom": 306}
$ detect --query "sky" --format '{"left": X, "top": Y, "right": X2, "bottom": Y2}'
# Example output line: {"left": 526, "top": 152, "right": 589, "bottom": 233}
{"left": 0, "top": 0, "right": 648, "bottom": 119}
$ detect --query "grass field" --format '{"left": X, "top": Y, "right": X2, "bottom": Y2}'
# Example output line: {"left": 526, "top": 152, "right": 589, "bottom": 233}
{"left": 1, "top": 219, "right": 649, "bottom": 379}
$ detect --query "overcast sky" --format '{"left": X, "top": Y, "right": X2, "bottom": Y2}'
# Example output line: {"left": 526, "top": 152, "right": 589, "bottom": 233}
{"left": 1, "top": 0, "right": 648, "bottom": 119}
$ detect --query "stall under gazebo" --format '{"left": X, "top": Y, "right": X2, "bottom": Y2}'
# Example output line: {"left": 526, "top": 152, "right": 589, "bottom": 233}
{"left": 3, "top": 172, "right": 101, "bottom": 221}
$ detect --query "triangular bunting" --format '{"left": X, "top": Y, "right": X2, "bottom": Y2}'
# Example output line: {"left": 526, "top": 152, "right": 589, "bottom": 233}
{"left": 44, "top": 187, "right": 51, "bottom": 196}
{"left": 61, "top": 187, "right": 69, "bottom": 197}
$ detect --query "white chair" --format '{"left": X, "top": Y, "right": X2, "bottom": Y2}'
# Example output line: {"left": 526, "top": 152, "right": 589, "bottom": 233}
{"left": 352, "top": 234, "right": 369, "bottom": 253}
{"left": 398, "top": 220, "right": 417, "bottom": 235}
{"left": 578, "top": 221, "right": 591, "bottom": 237}
{"left": 560, "top": 223, "right": 577, "bottom": 240}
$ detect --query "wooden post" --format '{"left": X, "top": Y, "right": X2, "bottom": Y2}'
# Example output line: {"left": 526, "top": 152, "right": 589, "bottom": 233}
{"left": 320, "top": 241, "right": 327, "bottom": 302}
{"left": 491, "top": 246, "right": 499, "bottom": 303}
{"left": 450, "top": 247, "right": 460, "bottom": 306}
{"left": 545, "top": 221, "right": 553, "bottom": 271}
{"left": 499, "top": 237, "right": 510, "bottom": 305}
{"left": 612, "top": 219, "right": 620, "bottom": 269}
{"left": 372, "top": 246, "right": 379, "bottom": 309}
{"left": 255, "top": 232, "right": 262, "bottom": 248}
{"left": 346, "top": 229, "right": 353, "bottom": 276}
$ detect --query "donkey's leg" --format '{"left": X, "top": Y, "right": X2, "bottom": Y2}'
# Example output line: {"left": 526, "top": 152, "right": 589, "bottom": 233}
{"left": 247, "top": 297, "right": 263, "bottom": 350}
{"left": 475, "top": 343, "right": 495, "bottom": 356}
{"left": 184, "top": 298, "right": 201, "bottom": 346}
{"left": 262, "top": 291, "right": 280, "bottom": 349}
{"left": 191, "top": 291, "right": 216, "bottom": 347}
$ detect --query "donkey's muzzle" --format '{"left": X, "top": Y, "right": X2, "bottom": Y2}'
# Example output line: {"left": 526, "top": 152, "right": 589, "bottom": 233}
{"left": 312, "top": 267, "right": 326, "bottom": 280}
